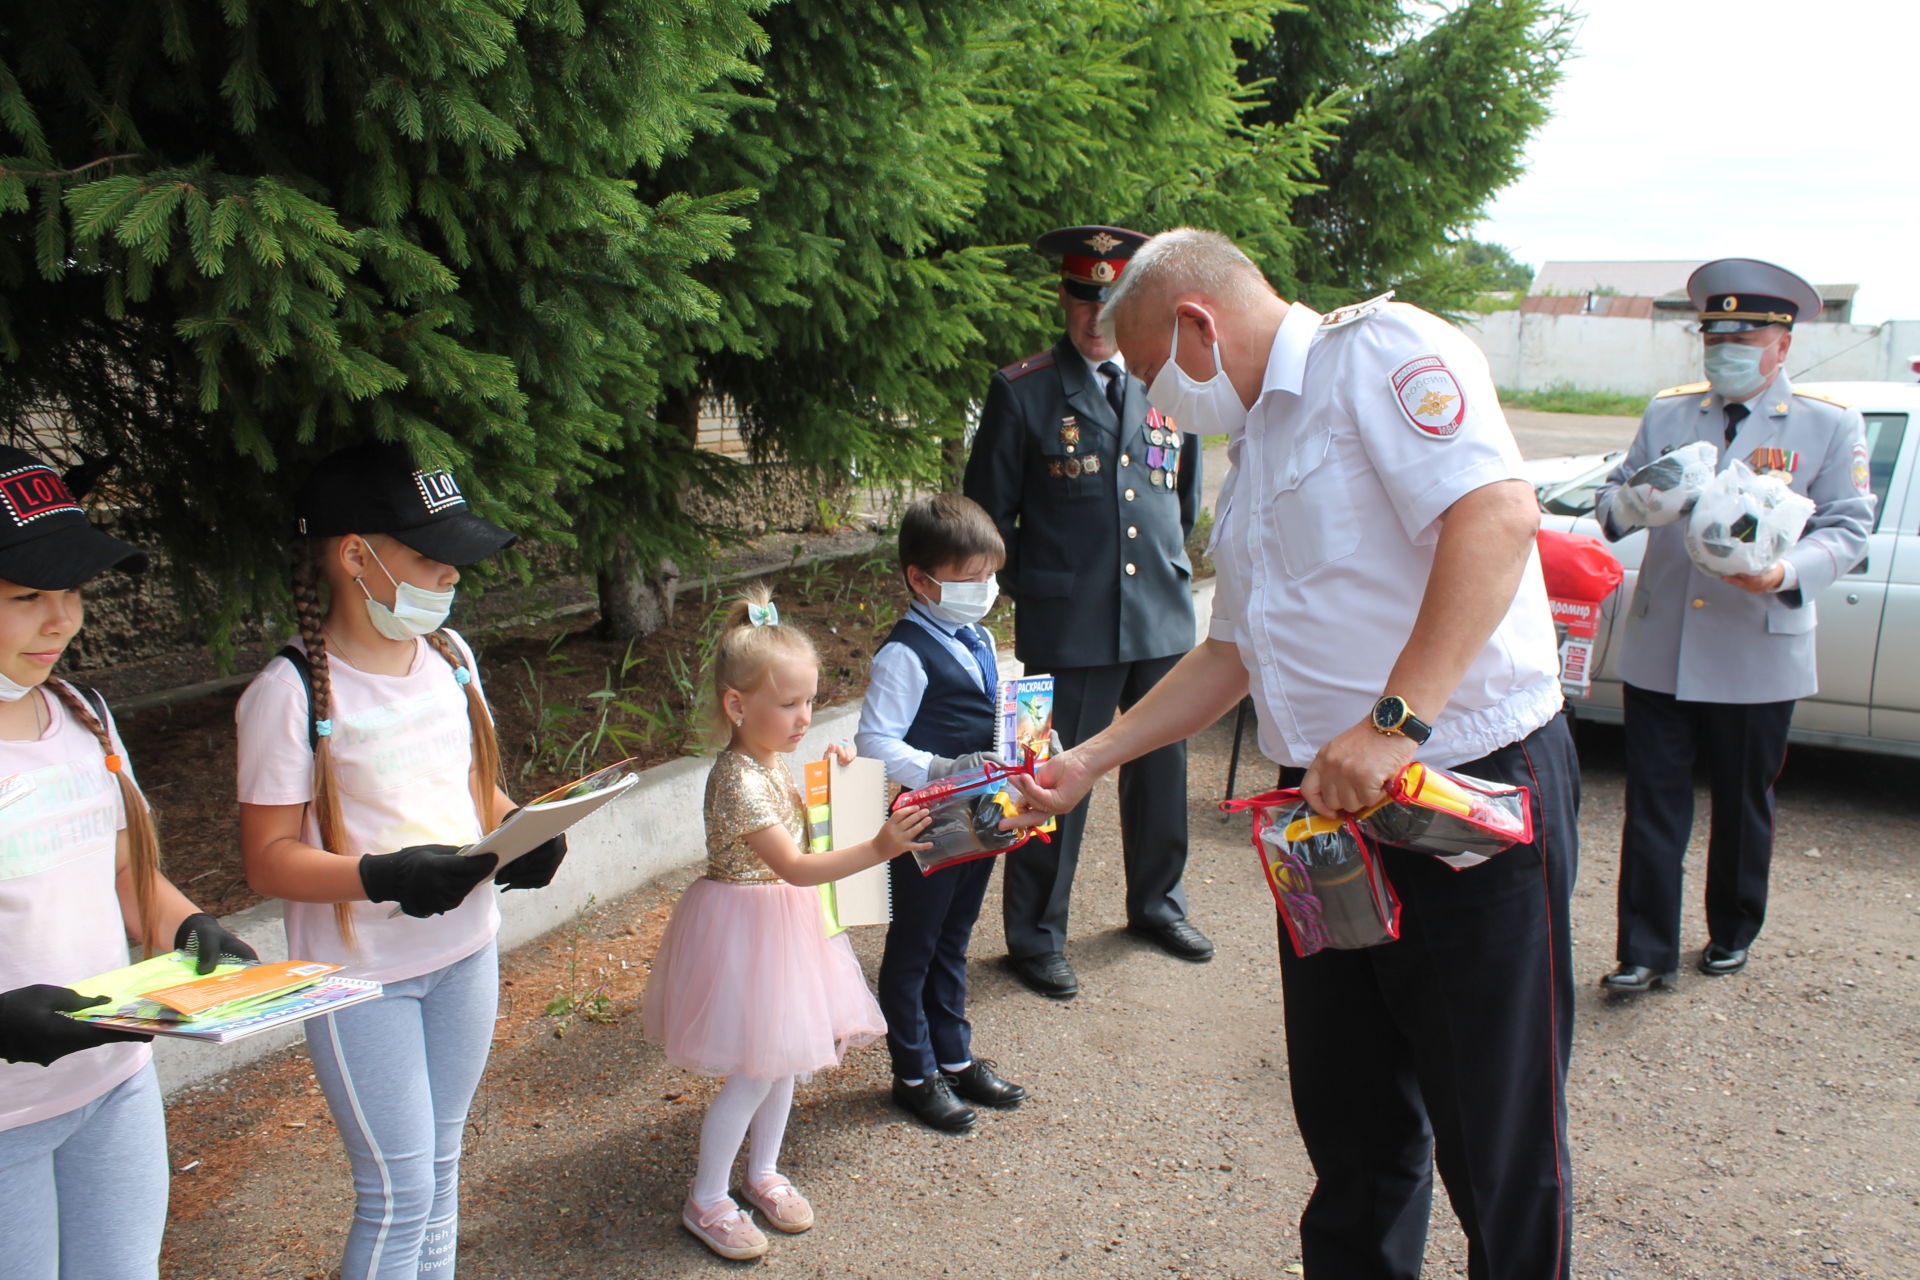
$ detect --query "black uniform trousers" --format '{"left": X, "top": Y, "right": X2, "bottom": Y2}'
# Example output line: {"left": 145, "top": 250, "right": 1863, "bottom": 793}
{"left": 1616, "top": 682, "right": 1795, "bottom": 970}
{"left": 1001, "top": 654, "right": 1189, "bottom": 960}
{"left": 877, "top": 851, "right": 995, "bottom": 1080}
{"left": 1277, "top": 713, "right": 1578, "bottom": 1280}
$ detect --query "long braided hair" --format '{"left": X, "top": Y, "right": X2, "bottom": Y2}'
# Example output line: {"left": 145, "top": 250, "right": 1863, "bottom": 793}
{"left": 46, "top": 681, "right": 163, "bottom": 955}
{"left": 294, "top": 537, "right": 505, "bottom": 944}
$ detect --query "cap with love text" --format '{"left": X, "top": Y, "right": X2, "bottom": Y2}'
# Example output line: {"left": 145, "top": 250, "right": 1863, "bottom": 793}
{"left": 0, "top": 446, "right": 148, "bottom": 590}
{"left": 293, "top": 441, "right": 516, "bottom": 567}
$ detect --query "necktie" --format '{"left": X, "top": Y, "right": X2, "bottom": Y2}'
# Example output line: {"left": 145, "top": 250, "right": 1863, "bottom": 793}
{"left": 1099, "top": 361, "right": 1126, "bottom": 419}
{"left": 958, "top": 625, "right": 998, "bottom": 694}
{"left": 1723, "top": 402, "right": 1749, "bottom": 445}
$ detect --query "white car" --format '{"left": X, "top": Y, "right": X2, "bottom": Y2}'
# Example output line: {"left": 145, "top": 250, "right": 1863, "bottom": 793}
{"left": 1530, "top": 381, "right": 1920, "bottom": 758}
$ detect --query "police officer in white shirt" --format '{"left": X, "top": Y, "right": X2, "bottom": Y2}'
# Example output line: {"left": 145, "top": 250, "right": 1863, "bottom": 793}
{"left": 1008, "top": 228, "right": 1579, "bottom": 1280}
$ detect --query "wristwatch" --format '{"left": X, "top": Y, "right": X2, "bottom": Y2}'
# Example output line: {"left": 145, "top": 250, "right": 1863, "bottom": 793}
{"left": 1370, "top": 694, "right": 1432, "bottom": 745}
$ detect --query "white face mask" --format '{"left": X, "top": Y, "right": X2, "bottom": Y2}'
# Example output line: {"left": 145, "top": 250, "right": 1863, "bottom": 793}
{"left": 0, "top": 669, "right": 36, "bottom": 702}
{"left": 1703, "top": 339, "right": 1771, "bottom": 400}
{"left": 358, "top": 543, "right": 455, "bottom": 640}
{"left": 1147, "top": 310, "right": 1248, "bottom": 438}
{"left": 922, "top": 575, "right": 999, "bottom": 627}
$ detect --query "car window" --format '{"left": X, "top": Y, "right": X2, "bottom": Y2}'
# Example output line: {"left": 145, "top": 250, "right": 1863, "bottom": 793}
{"left": 1860, "top": 413, "right": 1907, "bottom": 530}
{"left": 1540, "top": 463, "right": 1613, "bottom": 516}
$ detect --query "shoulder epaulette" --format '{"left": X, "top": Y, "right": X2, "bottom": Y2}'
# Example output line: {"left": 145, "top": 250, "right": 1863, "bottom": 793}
{"left": 1791, "top": 387, "right": 1850, "bottom": 408}
{"left": 1654, "top": 381, "right": 1711, "bottom": 398}
{"left": 1319, "top": 290, "right": 1396, "bottom": 330}
{"left": 999, "top": 350, "right": 1056, "bottom": 382}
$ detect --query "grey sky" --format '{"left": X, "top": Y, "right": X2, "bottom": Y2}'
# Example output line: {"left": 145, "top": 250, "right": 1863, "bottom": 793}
{"left": 1477, "top": 0, "right": 1919, "bottom": 323}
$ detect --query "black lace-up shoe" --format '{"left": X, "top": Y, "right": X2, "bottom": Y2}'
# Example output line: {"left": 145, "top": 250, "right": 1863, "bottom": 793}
{"left": 891, "top": 1076, "right": 976, "bottom": 1132}
{"left": 942, "top": 1059, "right": 1026, "bottom": 1108}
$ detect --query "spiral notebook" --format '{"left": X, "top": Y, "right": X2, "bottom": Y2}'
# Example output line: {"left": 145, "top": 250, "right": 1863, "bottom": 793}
{"left": 804, "top": 757, "right": 892, "bottom": 934}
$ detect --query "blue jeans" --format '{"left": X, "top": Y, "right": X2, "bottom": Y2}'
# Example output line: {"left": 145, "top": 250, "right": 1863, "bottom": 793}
{"left": 307, "top": 940, "right": 498, "bottom": 1280}
{"left": 0, "top": 1065, "right": 168, "bottom": 1280}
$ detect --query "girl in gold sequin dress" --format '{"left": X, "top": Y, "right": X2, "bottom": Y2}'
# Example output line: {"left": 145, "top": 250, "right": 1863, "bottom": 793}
{"left": 643, "top": 587, "right": 931, "bottom": 1260}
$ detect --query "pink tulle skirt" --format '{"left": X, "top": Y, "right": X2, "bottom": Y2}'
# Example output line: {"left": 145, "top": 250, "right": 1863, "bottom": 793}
{"left": 642, "top": 878, "right": 886, "bottom": 1079}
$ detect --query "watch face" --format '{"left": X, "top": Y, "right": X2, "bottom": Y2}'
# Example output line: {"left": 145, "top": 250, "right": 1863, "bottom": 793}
{"left": 1373, "top": 697, "right": 1405, "bottom": 731}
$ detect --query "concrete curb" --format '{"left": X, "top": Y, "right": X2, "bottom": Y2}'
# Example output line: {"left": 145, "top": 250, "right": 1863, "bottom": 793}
{"left": 157, "top": 580, "right": 1216, "bottom": 1098}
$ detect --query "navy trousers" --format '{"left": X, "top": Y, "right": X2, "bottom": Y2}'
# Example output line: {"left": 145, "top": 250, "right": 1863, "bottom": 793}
{"left": 1616, "top": 683, "right": 1795, "bottom": 970}
{"left": 877, "top": 851, "right": 995, "bottom": 1080}
{"left": 1277, "top": 713, "right": 1579, "bottom": 1280}
{"left": 1001, "top": 654, "right": 1190, "bottom": 958}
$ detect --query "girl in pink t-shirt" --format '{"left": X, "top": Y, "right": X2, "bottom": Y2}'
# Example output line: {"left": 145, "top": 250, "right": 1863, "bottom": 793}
{"left": 643, "top": 586, "right": 932, "bottom": 1260}
{"left": 0, "top": 446, "right": 257, "bottom": 1279}
{"left": 235, "top": 442, "right": 565, "bottom": 1280}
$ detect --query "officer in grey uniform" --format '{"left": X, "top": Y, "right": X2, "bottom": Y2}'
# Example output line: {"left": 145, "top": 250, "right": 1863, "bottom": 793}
{"left": 963, "top": 225, "right": 1208, "bottom": 999}
{"left": 1595, "top": 258, "right": 1875, "bottom": 994}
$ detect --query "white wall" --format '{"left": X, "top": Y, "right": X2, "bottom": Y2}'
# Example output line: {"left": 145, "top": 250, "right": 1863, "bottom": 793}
{"left": 1463, "top": 311, "right": 1920, "bottom": 395}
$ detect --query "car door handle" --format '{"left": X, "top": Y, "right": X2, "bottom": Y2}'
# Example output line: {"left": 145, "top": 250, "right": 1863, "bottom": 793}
{"left": 1846, "top": 593, "right": 1860, "bottom": 604}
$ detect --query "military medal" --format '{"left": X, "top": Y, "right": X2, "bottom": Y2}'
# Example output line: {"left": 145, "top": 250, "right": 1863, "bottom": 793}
{"left": 1149, "top": 467, "right": 1166, "bottom": 487}
{"left": 1146, "top": 445, "right": 1165, "bottom": 469}
{"left": 1047, "top": 461, "right": 1063, "bottom": 478}
{"left": 1059, "top": 417, "right": 1080, "bottom": 455}
{"left": 1065, "top": 457, "right": 1083, "bottom": 478}
{"left": 1083, "top": 454, "right": 1101, "bottom": 474}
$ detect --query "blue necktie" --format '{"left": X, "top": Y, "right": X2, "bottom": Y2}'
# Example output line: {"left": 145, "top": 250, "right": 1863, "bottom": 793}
{"left": 958, "top": 625, "right": 998, "bottom": 694}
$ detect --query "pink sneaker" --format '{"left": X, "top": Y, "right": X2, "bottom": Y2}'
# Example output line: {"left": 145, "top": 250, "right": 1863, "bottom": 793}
{"left": 681, "top": 1196, "right": 769, "bottom": 1260}
{"left": 742, "top": 1176, "right": 815, "bottom": 1233}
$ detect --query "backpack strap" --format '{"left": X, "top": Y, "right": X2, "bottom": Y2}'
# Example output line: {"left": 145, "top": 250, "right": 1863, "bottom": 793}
{"left": 275, "top": 644, "right": 321, "bottom": 752}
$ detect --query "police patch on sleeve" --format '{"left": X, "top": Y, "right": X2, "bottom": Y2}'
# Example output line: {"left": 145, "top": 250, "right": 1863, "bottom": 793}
{"left": 1390, "top": 356, "right": 1466, "bottom": 438}
{"left": 1852, "top": 441, "right": 1871, "bottom": 494}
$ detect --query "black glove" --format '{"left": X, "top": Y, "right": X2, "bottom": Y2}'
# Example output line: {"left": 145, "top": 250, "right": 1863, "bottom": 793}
{"left": 493, "top": 810, "right": 567, "bottom": 891}
{"left": 173, "top": 912, "right": 261, "bottom": 975}
{"left": 0, "top": 984, "right": 153, "bottom": 1067}
{"left": 359, "top": 845, "right": 499, "bottom": 918}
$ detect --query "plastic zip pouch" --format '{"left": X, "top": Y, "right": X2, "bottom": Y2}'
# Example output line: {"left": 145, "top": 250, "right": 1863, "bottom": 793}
{"left": 1219, "top": 789, "right": 1400, "bottom": 958}
{"left": 893, "top": 752, "right": 1051, "bottom": 875}
{"left": 1365, "top": 763, "right": 1533, "bottom": 869}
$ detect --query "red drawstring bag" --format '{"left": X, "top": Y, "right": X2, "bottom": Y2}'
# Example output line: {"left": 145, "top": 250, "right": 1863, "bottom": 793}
{"left": 1218, "top": 789, "right": 1400, "bottom": 958}
{"left": 1537, "top": 528, "right": 1623, "bottom": 697}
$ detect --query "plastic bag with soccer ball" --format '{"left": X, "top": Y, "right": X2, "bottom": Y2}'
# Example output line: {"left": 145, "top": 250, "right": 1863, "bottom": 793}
{"left": 1685, "top": 458, "right": 1815, "bottom": 577}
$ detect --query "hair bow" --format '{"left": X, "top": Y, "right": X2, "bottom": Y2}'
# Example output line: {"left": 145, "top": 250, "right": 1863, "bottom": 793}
{"left": 748, "top": 600, "right": 780, "bottom": 628}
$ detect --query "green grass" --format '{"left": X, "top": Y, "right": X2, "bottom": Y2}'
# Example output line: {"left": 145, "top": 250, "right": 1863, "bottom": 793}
{"left": 1499, "top": 384, "right": 1648, "bottom": 417}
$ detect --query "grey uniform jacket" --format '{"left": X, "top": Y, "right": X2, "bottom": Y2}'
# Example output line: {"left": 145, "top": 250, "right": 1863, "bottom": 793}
{"left": 1594, "top": 370, "right": 1874, "bottom": 704}
{"left": 963, "top": 336, "right": 1200, "bottom": 670}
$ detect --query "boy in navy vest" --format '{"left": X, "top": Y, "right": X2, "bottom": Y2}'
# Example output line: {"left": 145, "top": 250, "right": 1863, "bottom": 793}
{"left": 855, "top": 495, "right": 1029, "bottom": 1132}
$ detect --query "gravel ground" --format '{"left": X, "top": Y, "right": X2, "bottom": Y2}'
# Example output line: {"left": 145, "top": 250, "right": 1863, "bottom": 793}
{"left": 158, "top": 713, "right": 1919, "bottom": 1279}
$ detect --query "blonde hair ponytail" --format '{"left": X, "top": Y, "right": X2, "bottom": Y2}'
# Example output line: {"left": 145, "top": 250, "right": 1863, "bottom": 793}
{"left": 707, "top": 583, "right": 816, "bottom": 744}
{"left": 48, "top": 682, "right": 163, "bottom": 956}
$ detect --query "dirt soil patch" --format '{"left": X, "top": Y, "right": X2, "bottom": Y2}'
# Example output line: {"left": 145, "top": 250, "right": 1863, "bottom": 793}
{"left": 115, "top": 550, "right": 906, "bottom": 919}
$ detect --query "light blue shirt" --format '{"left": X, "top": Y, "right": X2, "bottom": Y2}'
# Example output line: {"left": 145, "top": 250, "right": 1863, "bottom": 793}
{"left": 854, "top": 603, "right": 996, "bottom": 790}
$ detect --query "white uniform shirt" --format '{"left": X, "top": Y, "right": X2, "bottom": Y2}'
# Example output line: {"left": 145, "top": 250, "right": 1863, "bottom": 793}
{"left": 1208, "top": 298, "right": 1562, "bottom": 769}
{"left": 855, "top": 604, "right": 996, "bottom": 790}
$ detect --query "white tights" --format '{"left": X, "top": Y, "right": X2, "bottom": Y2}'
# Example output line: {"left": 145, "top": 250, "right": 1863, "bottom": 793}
{"left": 691, "top": 1073, "right": 796, "bottom": 1209}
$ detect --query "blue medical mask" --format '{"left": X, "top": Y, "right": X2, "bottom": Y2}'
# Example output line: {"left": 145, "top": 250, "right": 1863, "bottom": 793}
{"left": 1703, "top": 341, "right": 1769, "bottom": 399}
{"left": 358, "top": 544, "right": 455, "bottom": 640}
{"left": 1147, "top": 311, "right": 1248, "bottom": 438}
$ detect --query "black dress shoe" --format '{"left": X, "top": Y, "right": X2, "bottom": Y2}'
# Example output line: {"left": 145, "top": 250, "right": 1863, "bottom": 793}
{"left": 1126, "top": 919, "right": 1215, "bottom": 962}
{"left": 1599, "top": 963, "right": 1678, "bottom": 994}
{"left": 942, "top": 1059, "right": 1026, "bottom": 1108}
{"left": 1007, "top": 952, "right": 1079, "bottom": 999}
{"left": 891, "top": 1076, "right": 976, "bottom": 1132}
{"left": 1699, "top": 943, "right": 1749, "bottom": 976}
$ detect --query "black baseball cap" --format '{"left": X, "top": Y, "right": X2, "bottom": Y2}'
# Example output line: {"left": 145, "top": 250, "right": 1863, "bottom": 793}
{"left": 0, "top": 446, "right": 148, "bottom": 590}
{"left": 293, "top": 441, "right": 517, "bottom": 567}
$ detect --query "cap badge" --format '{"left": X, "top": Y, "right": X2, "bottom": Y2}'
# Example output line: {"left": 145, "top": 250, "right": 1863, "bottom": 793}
{"left": 1721, "top": 296, "right": 1738, "bottom": 311}
{"left": 413, "top": 468, "right": 464, "bottom": 513}
{"left": 1084, "top": 232, "right": 1122, "bottom": 254}
{"left": 1091, "top": 260, "right": 1116, "bottom": 283}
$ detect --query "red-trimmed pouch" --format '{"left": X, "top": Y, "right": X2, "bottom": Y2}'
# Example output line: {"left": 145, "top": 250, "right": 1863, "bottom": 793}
{"left": 892, "top": 750, "right": 1051, "bottom": 876}
{"left": 1218, "top": 789, "right": 1400, "bottom": 958}
{"left": 1362, "top": 763, "right": 1532, "bottom": 870}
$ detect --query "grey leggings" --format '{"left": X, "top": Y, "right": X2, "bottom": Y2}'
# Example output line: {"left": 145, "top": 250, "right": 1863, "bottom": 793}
{"left": 307, "top": 940, "right": 498, "bottom": 1280}
{"left": 0, "top": 1065, "right": 169, "bottom": 1280}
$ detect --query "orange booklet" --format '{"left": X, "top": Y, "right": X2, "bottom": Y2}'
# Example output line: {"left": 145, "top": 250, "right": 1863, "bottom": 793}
{"left": 137, "top": 960, "right": 342, "bottom": 1018}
